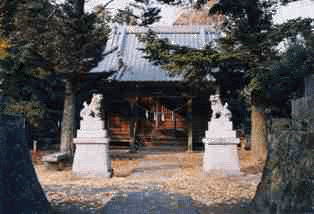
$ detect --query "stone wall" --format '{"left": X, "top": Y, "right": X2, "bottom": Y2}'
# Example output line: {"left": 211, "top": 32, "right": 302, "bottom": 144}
{"left": 291, "top": 74, "right": 314, "bottom": 130}
{"left": 304, "top": 74, "right": 314, "bottom": 97}
{"left": 253, "top": 74, "right": 314, "bottom": 213}
{"left": 291, "top": 95, "right": 314, "bottom": 121}
{"left": 253, "top": 122, "right": 314, "bottom": 214}
{"left": 291, "top": 74, "right": 314, "bottom": 118}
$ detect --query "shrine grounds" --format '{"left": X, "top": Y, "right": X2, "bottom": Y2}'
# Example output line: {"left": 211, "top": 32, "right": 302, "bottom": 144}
{"left": 34, "top": 148, "right": 263, "bottom": 214}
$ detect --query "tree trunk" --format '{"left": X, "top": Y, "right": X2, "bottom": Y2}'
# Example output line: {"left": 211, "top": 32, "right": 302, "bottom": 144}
{"left": 250, "top": 104, "right": 267, "bottom": 162}
{"left": 251, "top": 138, "right": 273, "bottom": 214}
{"left": 60, "top": 79, "right": 76, "bottom": 156}
{"left": 59, "top": 0, "right": 84, "bottom": 156}
{"left": 73, "top": 0, "right": 85, "bottom": 16}
{"left": 0, "top": 118, "right": 50, "bottom": 213}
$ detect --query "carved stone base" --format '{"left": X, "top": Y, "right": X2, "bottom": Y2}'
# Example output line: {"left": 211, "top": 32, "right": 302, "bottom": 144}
{"left": 73, "top": 137, "right": 112, "bottom": 178}
{"left": 202, "top": 139, "right": 240, "bottom": 176}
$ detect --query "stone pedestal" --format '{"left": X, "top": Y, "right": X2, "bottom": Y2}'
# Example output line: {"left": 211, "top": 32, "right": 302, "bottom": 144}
{"left": 72, "top": 94, "right": 112, "bottom": 178}
{"left": 202, "top": 94, "right": 240, "bottom": 176}
{"left": 202, "top": 138, "right": 240, "bottom": 176}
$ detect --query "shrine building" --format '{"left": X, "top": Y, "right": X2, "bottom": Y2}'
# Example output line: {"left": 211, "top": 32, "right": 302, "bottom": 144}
{"left": 88, "top": 25, "right": 220, "bottom": 151}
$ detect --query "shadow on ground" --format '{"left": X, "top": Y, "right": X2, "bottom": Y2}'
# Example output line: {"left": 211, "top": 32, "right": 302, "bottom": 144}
{"left": 50, "top": 186, "right": 252, "bottom": 214}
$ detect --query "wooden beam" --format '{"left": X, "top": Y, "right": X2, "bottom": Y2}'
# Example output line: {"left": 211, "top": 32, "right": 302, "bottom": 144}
{"left": 97, "top": 81, "right": 213, "bottom": 97}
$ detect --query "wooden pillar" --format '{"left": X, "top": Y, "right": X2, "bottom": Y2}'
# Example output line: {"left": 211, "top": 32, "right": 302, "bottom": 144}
{"left": 187, "top": 98, "right": 193, "bottom": 152}
{"left": 173, "top": 112, "right": 176, "bottom": 137}
{"left": 102, "top": 96, "right": 109, "bottom": 129}
{"left": 128, "top": 97, "right": 139, "bottom": 152}
{"left": 155, "top": 100, "right": 159, "bottom": 128}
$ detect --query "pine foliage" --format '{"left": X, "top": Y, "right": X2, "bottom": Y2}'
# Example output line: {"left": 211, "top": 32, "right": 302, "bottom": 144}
{"left": 138, "top": 0, "right": 314, "bottom": 113}
{"left": 0, "top": 0, "right": 110, "bottom": 126}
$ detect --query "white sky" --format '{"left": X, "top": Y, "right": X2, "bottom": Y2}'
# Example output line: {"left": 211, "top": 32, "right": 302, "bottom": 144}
{"left": 274, "top": 0, "right": 314, "bottom": 24}
{"left": 55, "top": 0, "right": 181, "bottom": 25}
{"left": 55, "top": 0, "right": 314, "bottom": 25}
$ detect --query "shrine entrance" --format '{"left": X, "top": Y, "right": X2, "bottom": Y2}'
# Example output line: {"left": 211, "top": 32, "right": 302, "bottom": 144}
{"left": 106, "top": 96, "right": 189, "bottom": 147}
{"left": 97, "top": 82, "right": 212, "bottom": 152}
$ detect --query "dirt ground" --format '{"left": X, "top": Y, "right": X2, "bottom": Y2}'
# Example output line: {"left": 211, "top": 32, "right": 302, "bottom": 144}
{"left": 34, "top": 149, "right": 263, "bottom": 214}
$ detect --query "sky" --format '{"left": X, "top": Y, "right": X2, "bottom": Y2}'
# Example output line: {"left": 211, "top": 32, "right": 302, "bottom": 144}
{"left": 56, "top": 0, "right": 181, "bottom": 25}
{"left": 274, "top": 0, "right": 314, "bottom": 23}
{"left": 55, "top": 0, "right": 314, "bottom": 24}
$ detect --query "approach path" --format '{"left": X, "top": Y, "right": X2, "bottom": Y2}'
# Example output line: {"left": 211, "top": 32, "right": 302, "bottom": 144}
{"left": 38, "top": 150, "right": 261, "bottom": 214}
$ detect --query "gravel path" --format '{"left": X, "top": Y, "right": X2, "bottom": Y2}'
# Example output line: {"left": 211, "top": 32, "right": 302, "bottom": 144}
{"left": 38, "top": 151, "right": 260, "bottom": 214}
{"left": 48, "top": 159, "right": 199, "bottom": 213}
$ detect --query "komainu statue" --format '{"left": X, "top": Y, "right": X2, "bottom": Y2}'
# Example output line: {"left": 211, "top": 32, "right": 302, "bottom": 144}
{"left": 210, "top": 94, "right": 232, "bottom": 121}
{"left": 80, "top": 94, "right": 103, "bottom": 121}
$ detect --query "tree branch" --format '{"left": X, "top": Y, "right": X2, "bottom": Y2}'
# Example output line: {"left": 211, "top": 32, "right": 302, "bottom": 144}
{"left": 102, "top": 46, "right": 118, "bottom": 57}
{"left": 103, "top": 0, "right": 116, "bottom": 8}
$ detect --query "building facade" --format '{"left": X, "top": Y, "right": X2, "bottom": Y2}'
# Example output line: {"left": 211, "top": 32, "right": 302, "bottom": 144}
{"left": 89, "top": 25, "right": 219, "bottom": 150}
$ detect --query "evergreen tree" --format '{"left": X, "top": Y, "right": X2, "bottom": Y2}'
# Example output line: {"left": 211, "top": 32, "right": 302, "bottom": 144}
{"left": 113, "top": 0, "right": 162, "bottom": 26}
{"left": 0, "top": 1, "right": 52, "bottom": 211}
{"left": 0, "top": 1, "right": 62, "bottom": 127}
{"left": 0, "top": 0, "right": 112, "bottom": 155}
{"left": 115, "top": 0, "right": 188, "bottom": 26}
{"left": 52, "top": 0, "right": 111, "bottom": 155}
{"left": 135, "top": 0, "right": 314, "bottom": 162}
{"left": 208, "top": 0, "right": 314, "bottom": 161}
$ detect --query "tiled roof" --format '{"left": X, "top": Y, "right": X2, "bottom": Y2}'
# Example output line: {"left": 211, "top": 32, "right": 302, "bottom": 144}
{"left": 90, "top": 25, "right": 220, "bottom": 82}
